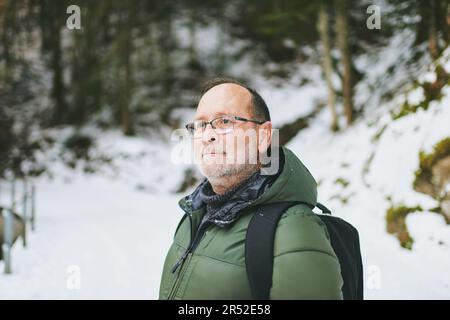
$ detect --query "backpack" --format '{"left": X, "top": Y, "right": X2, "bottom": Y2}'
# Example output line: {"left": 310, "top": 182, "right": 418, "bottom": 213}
{"left": 245, "top": 201, "right": 363, "bottom": 300}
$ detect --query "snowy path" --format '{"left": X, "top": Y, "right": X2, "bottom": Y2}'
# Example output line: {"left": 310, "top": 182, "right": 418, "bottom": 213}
{"left": 0, "top": 175, "right": 181, "bottom": 299}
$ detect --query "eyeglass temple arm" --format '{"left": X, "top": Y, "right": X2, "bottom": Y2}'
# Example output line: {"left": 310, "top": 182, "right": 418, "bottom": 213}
{"left": 233, "top": 116, "right": 265, "bottom": 124}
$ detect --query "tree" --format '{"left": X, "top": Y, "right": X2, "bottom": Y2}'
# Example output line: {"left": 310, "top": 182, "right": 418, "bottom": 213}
{"left": 39, "top": 0, "right": 68, "bottom": 125}
{"left": 119, "top": 3, "right": 135, "bottom": 136}
{"left": 335, "top": 0, "right": 353, "bottom": 126}
{"left": 317, "top": 2, "right": 338, "bottom": 131}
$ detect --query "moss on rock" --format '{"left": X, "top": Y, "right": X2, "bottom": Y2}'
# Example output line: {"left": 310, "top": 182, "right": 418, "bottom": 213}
{"left": 413, "top": 137, "right": 450, "bottom": 197}
{"left": 392, "top": 63, "right": 449, "bottom": 120}
{"left": 386, "top": 205, "right": 423, "bottom": 250}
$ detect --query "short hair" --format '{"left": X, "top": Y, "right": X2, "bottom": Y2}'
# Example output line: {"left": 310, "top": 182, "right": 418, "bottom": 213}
{"left": 201, "top": 77, "right": 271, "bottom": 122}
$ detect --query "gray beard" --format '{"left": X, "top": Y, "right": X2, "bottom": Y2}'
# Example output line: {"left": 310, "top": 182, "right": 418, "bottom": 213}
{"left": 200, "top": 163, "right": 259, "bottom": 191}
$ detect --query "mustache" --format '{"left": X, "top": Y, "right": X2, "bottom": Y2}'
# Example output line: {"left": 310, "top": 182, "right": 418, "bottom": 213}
{"left": 202, "top": 150, "right": 226, "bottom": 155}
{"left": 202, "top": 147, "right": 226, "bottom": 156}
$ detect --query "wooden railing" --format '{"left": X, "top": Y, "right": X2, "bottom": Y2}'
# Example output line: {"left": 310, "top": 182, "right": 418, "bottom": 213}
{"left": 0, "top": 178, "right": 36, "bottom": 274}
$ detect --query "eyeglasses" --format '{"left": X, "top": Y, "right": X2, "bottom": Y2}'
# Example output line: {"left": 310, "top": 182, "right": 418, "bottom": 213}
{"left": 185, "top": 115, "right": 264, "bottom": 138}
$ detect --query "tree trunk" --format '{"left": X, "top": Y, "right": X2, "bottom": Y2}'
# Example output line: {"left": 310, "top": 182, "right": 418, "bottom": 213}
{"left": 50, "top": 26, "right": 66, "bottom": 124}
{"left": 40, "top": 0, "right": 67, "bottom": 125}
{"left": 0, "top": 0, "right": 11, "bottom": 82}
{"left": 445, "top": 1, "right": 450, "bottom": 44}
{"left": 159, "top": 7, "right": 175, "bottom": 125}
{"left": 317, "top": 3, "right": 338, "bottom": 131}
{"left": 428, "top": 0, "right": 440, "bottom": 60}
{"left": 335, "top": 0, "right": 354, "bottom": 126}
{"left": 121, "top": 5, "right": 134, "bottom": 136}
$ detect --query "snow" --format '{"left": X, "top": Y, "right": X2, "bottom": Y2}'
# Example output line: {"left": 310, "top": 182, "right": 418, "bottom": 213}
{"left": 1, "top": 39, "right": 450, "bottom": 300}
{"left": 260, "top": 80, "right": 325, "bottom": 127}
{"left": 0, "top": 133, "right": 188, "bottom": 299}
{"left": 253, "top": 62, "right": 327, "bottom": 127}
{"left": 0, "top": 174, "right": 181, "bottom": 299}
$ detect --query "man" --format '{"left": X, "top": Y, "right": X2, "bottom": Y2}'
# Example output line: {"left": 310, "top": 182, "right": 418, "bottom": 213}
{"left": 159, "top": 78, "right": 343, "bottom": 299}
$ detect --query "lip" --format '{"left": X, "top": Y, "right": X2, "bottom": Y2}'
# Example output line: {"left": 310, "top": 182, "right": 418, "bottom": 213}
{"left": 202, "top": 152, "right": 225, "bottom": 157}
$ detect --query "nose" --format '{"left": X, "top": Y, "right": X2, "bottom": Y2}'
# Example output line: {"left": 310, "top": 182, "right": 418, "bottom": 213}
{"left": 202, "top": 122, "right": 218, "bottom": 143}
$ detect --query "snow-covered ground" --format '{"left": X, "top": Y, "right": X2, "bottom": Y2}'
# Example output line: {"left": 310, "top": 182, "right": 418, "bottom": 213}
{"left": 0, "top": 128, "right": 193, "bottom": 299}
{"left": 1, "top": 41, "right": 450, "bottom": 300}
{"left": 0, "top": 172, "right": 184, "bottom": 299}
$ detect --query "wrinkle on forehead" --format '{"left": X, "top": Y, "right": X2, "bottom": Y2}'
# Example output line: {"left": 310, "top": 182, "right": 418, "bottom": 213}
{"left": 196, "top": 83, "right": 252, "bottom": 120}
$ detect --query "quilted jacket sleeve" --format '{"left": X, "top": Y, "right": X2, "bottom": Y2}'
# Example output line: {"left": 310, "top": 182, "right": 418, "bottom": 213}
{"left": 269, "top": 205, "right": 344, "bottom": 300}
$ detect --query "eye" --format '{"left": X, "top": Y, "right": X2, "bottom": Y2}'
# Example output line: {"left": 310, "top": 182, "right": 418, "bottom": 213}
{"left": 217, "top": 118, "right": 232, "bottom": 126}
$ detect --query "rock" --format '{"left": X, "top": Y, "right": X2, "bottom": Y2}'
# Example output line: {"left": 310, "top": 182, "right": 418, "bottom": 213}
{"left": 432, "top": 156, "right": 450, "bottom": 222}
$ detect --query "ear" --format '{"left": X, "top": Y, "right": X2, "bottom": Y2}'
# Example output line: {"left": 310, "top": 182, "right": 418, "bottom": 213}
{"left": 258, "top": 121, "right": 272, "bottom": 154}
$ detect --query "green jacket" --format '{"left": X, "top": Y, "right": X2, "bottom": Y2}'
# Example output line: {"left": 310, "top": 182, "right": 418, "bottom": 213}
{"left": 159, "top": 147, "right": 343, "bottom": 299}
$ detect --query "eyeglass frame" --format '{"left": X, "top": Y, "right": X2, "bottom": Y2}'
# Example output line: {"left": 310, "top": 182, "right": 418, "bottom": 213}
{"left": 185, "top": 115, "right": 265, "bottom": 137}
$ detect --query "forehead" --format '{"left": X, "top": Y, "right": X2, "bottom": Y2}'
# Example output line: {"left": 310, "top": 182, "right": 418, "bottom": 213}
{"left": 195, "top": 83, "right": 253, "bottom": 120}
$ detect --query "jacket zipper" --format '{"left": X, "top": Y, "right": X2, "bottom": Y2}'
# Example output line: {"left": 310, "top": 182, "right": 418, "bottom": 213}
{"left": 168, "top": 196, "right": 212, "bottom": 299}
{"left": 170, "top": 212, "right": 193, "bottom": 273}
{"left": 168, "top": 252, "right": 192, "bottom": 299}
{"left": 171, "top": 219, "right": 211, "bottom": 273}
{"left": 168, "top": 219, "right": 211, "bottom": 299}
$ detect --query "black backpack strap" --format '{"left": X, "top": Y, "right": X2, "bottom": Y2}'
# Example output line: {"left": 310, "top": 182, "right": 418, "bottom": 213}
{"left": 245, "top": 201, "right": 304, "bottom": 300}
{"left": 316, "top": 202, "right": 331, "bottom": 214}
{"left": 245, "top": 201, "right": 332, "bottom": 300}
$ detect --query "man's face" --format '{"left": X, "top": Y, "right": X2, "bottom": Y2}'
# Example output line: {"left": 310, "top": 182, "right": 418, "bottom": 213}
{"left": 192, "top": 83, "right": 264, "bottom": 182}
